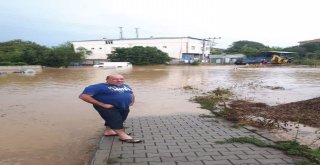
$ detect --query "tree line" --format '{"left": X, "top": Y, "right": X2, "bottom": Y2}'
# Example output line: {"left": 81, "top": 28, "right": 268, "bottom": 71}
{"left": 212, "top": 40, "right": 320, "bottom": 65}
{"left": 0, "top": 39, "right": 171, "bottom": 67}
{"left": 0, "top": 40, "right": 84, "bottom": 67}
{"left": 108, "top": 46, "right": 171, "bottom": 65}
{"left": 1, "top": 39, "right": 320, "bottom": 67}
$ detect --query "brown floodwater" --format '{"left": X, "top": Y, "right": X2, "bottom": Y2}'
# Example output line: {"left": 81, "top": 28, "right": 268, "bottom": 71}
{"left": 0, "top": 65, "right": 320, "bottom": 164}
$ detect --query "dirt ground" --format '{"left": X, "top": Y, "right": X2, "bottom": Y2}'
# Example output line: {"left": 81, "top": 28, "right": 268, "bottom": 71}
{"left": 228, "top": 97, "right": 320, "bottom": 128}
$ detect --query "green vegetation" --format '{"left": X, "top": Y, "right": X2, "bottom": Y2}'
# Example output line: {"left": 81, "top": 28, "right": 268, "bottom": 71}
{"left": 294, "top": 59, "right": 320, "bottom": 66}
{"left": 191, "top": 87, "right": 320, "bottom": 164}
{"left": 225, "top": 40, "right": 270, "bottom": 56}
{"left": 108, "top": 46, "right": 171, "bottom": 65}
{"left": 191, "top": 88, "right": 233, "bottom": 117}
{"left": 190, "top": 61, "right": 200, "bottom": 65}
{"left": 284, "top": 43, "right": 320, "bottom": 65}
{"left": 193, "top": 94, "right": 222, "bottom": 110}
{"left": 0, "top": 61, "right": 27, "bottom": 66}
{"left": 0, "top": 40, "right": 84, "bottom": 67}
{"left": 216, "top": 136, "right": 320, "bottom": 164}
{"left": 2, "top": 38, "right": 320, "bottom": 67}
{"left": 210, "top": 48, "right": 224, "bottom": 55}
{"left": 222, "top": 40, "right": 320, "bottom": 65}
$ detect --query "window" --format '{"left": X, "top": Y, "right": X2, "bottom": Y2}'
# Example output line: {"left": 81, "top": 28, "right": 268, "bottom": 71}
{"left": 163, "top": 46, "right": 167, "bottom": 48}
{"left": 191, "top": 46, "right": 195, "bottom": 50}
{"left": 91, "top": 48, "right": 95, "bottom": 50}
{"left": 105, "top": 40, "right": 113, "bottom": 44}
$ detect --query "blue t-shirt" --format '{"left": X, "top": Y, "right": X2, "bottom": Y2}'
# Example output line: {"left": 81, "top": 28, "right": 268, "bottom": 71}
{"left": 82, "top": 83, "right": 133, "bottom": 110}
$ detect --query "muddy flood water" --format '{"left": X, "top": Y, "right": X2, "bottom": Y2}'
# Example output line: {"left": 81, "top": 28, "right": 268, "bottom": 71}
{"left": 0, "top": 65, "right": 320, "bottom": 165}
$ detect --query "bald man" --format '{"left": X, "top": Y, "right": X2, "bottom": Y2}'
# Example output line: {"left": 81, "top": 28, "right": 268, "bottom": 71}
{"left": 79, "top": 74, "right": 141, "bottom": 143}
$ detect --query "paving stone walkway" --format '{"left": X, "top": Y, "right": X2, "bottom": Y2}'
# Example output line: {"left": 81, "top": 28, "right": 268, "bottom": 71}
{"left": 91, "top": 114, "right": 302, "bottom": 165}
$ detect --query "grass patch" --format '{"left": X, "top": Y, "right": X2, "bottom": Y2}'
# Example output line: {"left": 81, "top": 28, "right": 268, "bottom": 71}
{"left": 192, "top": 95, "right": 222, "bottom": 111}
{"left": 191, "top": 87, "right": 252, "bottom": 124}
{"left": 191, "top": 87, "right": 232, "bottom": 116}
{"left": 207, "top": 87, "right": 232, "bottom": 96}
{"left": 191, "top": 87, "right": 242, "bottom": 123}
{"left": 216, "top": 136, "right": 320, "bottom": 164}
{"left": 296, "top": 160, "right": 319, "bottom": 165}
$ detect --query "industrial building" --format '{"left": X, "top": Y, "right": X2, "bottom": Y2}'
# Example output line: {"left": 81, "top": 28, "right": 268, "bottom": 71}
{"left": 72, "top": 37, "right": 211, "bottom": 65}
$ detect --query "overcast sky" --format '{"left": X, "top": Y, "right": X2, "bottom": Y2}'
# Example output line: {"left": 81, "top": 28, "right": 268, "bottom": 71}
{"left": 0, "top": 0, "right": 319, "bottom": 48}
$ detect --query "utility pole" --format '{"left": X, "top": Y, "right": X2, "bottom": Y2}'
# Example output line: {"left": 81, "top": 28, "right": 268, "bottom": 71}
{"left": 135, "top": 28, "right": 139, "bottom": 38}
{"left": 202, "top": 38, "right": 206, "bottom": 63}
{"left": 119, "top": 26, "right": 123, "bottom": 39}
{"left": 209, "top": 37, "right": 221, "bottom": 48}
{"left": 201, "top": 37, "right": 221, "bottom": 63}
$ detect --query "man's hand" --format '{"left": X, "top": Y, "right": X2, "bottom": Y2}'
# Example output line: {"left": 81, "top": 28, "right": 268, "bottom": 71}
{"left": 79, "top": 94, "right": 114, "bottom": 108}
{"left": 101, "top": 103, "right": 114, "bottom": 109}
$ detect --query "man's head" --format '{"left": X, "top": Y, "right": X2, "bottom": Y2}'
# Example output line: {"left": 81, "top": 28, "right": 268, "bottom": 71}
{"left": 106, "top": 74, "right": 125, "bottom": 86}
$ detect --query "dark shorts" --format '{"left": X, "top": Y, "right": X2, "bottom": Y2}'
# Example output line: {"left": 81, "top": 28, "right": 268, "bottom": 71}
{"left": 94, "top": 106, "right": 129, "bottom": 129}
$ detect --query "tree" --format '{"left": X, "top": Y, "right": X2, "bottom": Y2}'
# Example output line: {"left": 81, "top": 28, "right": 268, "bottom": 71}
{"left": 225, "top": 40, "right": 270, "bottom": 56}
{"left": 41, "top": 42, "right": 84, "bottom": 67}
{"left": 210, "top": 48, "right": 224, "bottom": 54}
{"left": 300, "top": 43, "right": 320, "bottom": 53}
{"left": 108, "top": 46, "right": 171, "bottom": 65}
{"left": 0, "top": 39, "right": 49, "bottom": 65}
{"left": 76, "top": 47, "right": 92, "bottom": 56}
{"left": 305, "top": 51, "right": 320, "bottom": 60}
{"left": 283, "top": 46, "right": 306, "bottom": 59}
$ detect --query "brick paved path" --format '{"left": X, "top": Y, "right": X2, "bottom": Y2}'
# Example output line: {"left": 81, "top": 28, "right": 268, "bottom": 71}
{"left": 91, "top": 114, "right": 301, "bottom": 165}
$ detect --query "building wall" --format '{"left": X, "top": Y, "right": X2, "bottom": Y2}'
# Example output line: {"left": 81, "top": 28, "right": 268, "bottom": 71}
{"left": 72, "top": 37, "right": 210, "bottom": 60}
{"left": 208, "top": 54, "right": 246, "bottom": 64}
{"left": 72, "top": 41, "right": 108, "bottom": 60}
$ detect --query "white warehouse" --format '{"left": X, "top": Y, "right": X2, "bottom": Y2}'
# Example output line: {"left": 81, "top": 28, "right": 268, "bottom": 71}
{"left": 72, "top": 37, "right": 211, "bottom": 65}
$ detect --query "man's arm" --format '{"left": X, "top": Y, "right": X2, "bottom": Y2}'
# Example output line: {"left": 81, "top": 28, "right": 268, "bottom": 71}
{"left": 130, "top": 93, "right": 135, "bottom": 106}
{"left": 79, "top": 94, "right": 114, "bottom": 108}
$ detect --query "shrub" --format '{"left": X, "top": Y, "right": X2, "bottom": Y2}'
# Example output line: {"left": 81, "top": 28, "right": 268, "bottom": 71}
{"left": 0, "top": 61, "right": 13, "bottom": 66}
{"left": 14, "top": 62, "right": 28, "bottom": 65}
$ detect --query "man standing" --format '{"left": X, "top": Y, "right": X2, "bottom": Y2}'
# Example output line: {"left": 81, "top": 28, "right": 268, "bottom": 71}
{"left": 79, "top": 74, "right": 142, "bottom": 143}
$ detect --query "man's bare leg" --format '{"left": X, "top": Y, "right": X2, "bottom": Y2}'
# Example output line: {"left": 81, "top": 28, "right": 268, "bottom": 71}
{"left": 104, "top": 126, "right": 117, "bottom": 136}
{"left": 114, "top": 129, "right": 132, "bottom": 140}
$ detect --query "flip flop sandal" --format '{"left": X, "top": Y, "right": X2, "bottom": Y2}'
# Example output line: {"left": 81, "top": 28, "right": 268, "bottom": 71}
{"left": 119, "top": 138, "right": 142, "bottom": 143}
{"left": 104, "top": 132, "right": 131, "bottom": 136}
